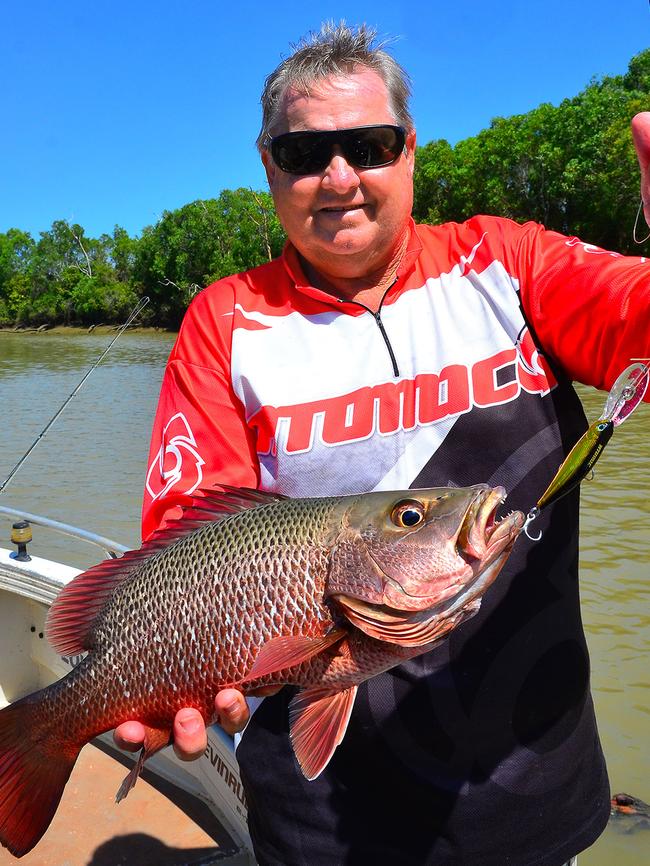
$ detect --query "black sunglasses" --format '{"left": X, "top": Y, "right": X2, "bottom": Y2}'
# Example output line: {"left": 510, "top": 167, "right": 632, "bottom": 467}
{"left": 268, "top": 124, "right": 406, "bottom": 175}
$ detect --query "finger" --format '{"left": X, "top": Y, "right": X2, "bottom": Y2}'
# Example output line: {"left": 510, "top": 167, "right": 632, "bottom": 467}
{"left": 215, "top": 689, "right": 250, "bottom": 736}
{"left": 172, "top": 708, "right": 208, "bottom": 761}
{"left": 631, "top": 112, "right": 650, "bottom": 168}
{"left": 114, "top": 720, "right": 146, "bottom": 752}
{"left": 631, "top": 112, "right": 650, "bottom": 225}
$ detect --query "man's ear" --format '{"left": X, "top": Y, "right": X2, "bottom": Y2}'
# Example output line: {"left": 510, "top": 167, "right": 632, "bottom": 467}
{"left": 405, "top": 130, "right": 417, "bottom": 178}
{"left": 261, "top": 149, "right": 276, "bottom": 186}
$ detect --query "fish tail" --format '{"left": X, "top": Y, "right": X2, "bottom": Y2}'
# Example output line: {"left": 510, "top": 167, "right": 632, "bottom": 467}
{"left": 0, "top": 693, "right": 80, "bottom": 857}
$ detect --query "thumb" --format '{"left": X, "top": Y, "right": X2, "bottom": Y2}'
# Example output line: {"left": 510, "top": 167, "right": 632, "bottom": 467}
{"left": 172, "top": 708, "right": 208, "bottom": 761}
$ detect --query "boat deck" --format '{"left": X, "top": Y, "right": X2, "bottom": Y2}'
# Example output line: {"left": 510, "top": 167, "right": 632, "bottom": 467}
{"left": 0, "top": 741, "right": 243, "bottom": 866}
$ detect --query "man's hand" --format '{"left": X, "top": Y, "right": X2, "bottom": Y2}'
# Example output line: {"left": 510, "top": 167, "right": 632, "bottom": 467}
{"left": 632, "top": 112, "right": 650, "bottom": 229}
{"left": 113, "top": 687, "right": 279, "bottom": 762}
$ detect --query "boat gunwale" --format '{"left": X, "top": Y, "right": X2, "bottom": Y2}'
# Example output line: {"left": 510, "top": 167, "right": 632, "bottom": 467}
{"left": 0, "top": 505, "right": 129, "bottom": 559}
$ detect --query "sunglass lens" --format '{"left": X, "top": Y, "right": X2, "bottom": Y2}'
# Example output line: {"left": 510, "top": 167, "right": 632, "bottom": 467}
{"left": 346, "top": 127, "right": 403, "bottom": 168}
{"left": 274, "top": 134, "right": 330, "bottom": 174}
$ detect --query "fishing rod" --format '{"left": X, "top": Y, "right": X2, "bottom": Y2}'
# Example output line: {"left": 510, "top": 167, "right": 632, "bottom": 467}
{"left": 0, "top": 296, "right": 150, "bottom": 497}
{"left": 522, "top": 360, "right": 650, "bottom": 540}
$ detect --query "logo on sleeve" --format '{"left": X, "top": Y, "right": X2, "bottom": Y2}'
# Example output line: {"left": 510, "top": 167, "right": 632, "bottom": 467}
{"left": 564, "top": 237, "right": 622, "bottom": 259}
{"left": 145, "top": 413, "right": 205, "bottom": 501}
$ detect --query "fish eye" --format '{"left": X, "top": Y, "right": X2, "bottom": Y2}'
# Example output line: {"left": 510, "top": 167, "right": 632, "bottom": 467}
{"left": 391, "top": 500, "right": 425, "bottom": 528}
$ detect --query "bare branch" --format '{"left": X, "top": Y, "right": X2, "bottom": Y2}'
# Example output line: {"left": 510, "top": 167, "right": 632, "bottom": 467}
{"left": 66, "top": 222, "right": 93, "bottom": 277}
{"left": 160, "top": 276, "right": 202, "bottom": 299}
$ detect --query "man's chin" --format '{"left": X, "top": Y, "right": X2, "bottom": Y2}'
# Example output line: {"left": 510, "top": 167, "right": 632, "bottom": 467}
{"left": 309, "top": 236, "right": 378, "bottom": 269}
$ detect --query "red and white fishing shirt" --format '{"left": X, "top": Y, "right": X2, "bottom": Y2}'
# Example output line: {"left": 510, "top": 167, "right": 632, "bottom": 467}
{"left": 143, "top": 216, "right": 649, "bottom": 866}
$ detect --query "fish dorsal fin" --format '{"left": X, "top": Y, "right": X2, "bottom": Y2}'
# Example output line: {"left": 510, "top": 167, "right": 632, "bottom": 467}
{"left": 289, "top": 685, "right": 358, "bottom": 780}
{"left": 146, "top": 486, "right": 287, "bottom": 542}
{"left": 243, "top": 629, "right": 346, "bottom": 683}
{"left": 46, "top": 546, "right": 157, "bottom": 655}
{"left": 46, "top": 486, "right": 286, "bottom": 655}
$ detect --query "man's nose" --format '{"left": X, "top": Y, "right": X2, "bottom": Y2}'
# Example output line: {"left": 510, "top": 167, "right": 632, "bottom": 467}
{"left": 321, "top": 152, "right": 361, "bottom": 193}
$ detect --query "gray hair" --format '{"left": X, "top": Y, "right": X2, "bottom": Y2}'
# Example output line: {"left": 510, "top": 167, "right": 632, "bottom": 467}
{"left": 257, "top": 21, "right": 413, "bottom": 151}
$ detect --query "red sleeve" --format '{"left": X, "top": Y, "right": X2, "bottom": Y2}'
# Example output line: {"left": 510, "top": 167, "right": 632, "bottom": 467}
{"left": 507, "top": 220, "right": 650, "bottom": 393}
{"left": 141, "top": 282, "right": 259, "bottom": 541}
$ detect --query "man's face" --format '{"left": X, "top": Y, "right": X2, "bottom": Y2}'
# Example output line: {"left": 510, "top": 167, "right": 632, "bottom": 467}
{"left": 262, "top": 68, "right": 416, "bottom": 282}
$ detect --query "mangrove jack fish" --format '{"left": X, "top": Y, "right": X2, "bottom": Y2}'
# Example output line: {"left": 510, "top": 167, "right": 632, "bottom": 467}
{"left": 0, "top": 485, "right": 523, "bottom": 857}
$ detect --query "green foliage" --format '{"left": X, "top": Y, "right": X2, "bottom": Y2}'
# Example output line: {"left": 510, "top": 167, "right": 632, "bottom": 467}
{"left": 0, "top": 229, "right": 34, "bottom": 286}
{"left": 0, "top": 49, "right": 646, "bottom": 327}
{"left": 0, "top": 229, "right": 35, "bottom": 325}
{"left": 0, "top": 189, "right": 285, "bottom": 328}
{"left": 624, "top": 49, "right": 650, "bottom": 93}
{"left": 0, "top": 219, "right": 143, "bottom": 327}
{"left": 413, "top": 48, "right": 649, "bottom": 251}
{"left": 67, "top": 275, "right": 139, "bottom": 325}
{"left": 133, "top": 189, "right": 285, "bottom": 326}
{"left": 0, "top": 272, "right": 30, "bottom": 326}
{"left": 109, "top": 226, "right": 138, "bottom": 284}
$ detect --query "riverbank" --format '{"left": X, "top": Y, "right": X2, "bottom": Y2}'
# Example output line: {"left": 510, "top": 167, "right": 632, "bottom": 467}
{"left": 0, "top": 324, "right": 176, "bottom": 336}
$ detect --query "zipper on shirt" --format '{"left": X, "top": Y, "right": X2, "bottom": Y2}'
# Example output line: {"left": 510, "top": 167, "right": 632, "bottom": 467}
{"left": 337, "top": 279, "right": 401, "bottom": 377}
{"left": 371, "top": 310, "right": 400, "bottom": 377}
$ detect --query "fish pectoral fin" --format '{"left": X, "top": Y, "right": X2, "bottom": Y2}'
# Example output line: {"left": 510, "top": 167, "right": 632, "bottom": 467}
{"left": 115, "top": 725, "right": 171, "bottom": 803}
{"left": 244, "top": 628, "right": 346, "bottom": 682}
{"left": 288, "top": 685, "right": 358, "bottom": 780}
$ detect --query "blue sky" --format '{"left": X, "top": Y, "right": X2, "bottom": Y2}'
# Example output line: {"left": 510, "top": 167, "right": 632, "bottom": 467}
{"left": 2, "top": 1, "right": 648, "bottom": 240}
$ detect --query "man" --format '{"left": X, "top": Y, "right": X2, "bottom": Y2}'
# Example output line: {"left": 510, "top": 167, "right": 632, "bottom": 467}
{"left": 117, "top": 23, "right": 650, "bottom": 866}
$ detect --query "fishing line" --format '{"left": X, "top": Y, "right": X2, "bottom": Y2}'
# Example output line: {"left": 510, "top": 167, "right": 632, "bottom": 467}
{"left": 633, "top": 200, "right": 650, "bottom": 245}
{"left": 0, "top": 296, "right": 150, "bottom": 496}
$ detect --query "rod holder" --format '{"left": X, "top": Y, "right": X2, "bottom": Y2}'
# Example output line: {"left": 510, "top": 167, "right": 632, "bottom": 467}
{"left": 10, "top": 520, "right": 32, "bottom": 562}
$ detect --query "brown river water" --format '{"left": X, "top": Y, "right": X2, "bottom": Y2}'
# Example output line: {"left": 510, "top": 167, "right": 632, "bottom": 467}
{"left": 1, "top": 329, "right": 648, "bottom": 865}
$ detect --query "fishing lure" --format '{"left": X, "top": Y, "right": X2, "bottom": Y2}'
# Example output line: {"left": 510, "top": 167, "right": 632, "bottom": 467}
{"left": 523, "top": 362, "right": 649, "bottom": 540}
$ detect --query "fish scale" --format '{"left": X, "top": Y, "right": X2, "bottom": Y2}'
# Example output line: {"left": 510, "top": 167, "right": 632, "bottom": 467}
{"left": 0, "top": 485, "right": 523, "bottom": 857}
{"left": 65, "top": 498, "right": 343, "bottom": 731}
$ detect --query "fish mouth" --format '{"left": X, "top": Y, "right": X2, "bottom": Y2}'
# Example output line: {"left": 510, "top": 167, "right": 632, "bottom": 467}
{"left": 457, "top": 486, "right": 512, "bottom": 562}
